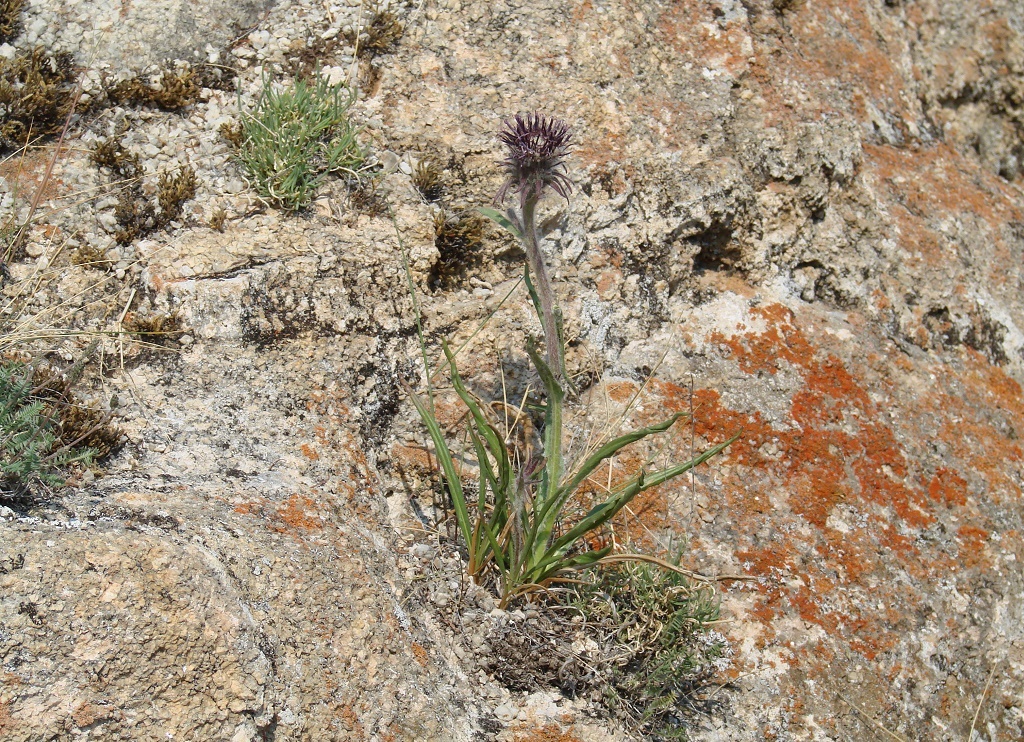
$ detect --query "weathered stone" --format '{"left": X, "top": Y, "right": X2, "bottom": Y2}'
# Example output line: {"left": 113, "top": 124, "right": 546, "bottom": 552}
{"left": 0, "top": 0, "right": 1022, "bottom": 739}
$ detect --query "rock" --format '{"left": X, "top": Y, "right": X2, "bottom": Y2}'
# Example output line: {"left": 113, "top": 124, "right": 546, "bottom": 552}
{"left": 1, "top": 0, "right": 1022, "bottom": 740}
{"left": 18, "top": 0, "right": 278, "bottom": 74}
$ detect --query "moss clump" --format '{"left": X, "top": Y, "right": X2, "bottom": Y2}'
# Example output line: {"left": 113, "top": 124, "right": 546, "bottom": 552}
{"left": 430, "top": 209, "right": 485, "bottom": 289}
{"left": 92, "top": 136, "right": 197, "bottom": 245}
{"left": 0, "top": 0, "right": 24, "bottom": 45}
{"left": 348, "top": 176, "right": 387, "bottom": 217}
{"left": 122, "top": 311, "right": 186, "bottom": 347}
{"left": 358, "top": 6, "right": 404, "bottom": 58}
{"left": 219, "top": 121, "right": 243, "bottom": 149}
{"left": 412, "top": 158, "right": 444, "bottom": 202}
{"left": 0, "top": 48, "right": 80, "bottom": 150}
{"left": 109, "top": 65, "right": 200, "bottom": 111}
{"left": 70, "top": 244, "right": 112, "bottom": 269}
{"left": 112, "top": 189, "right": 156, "bottom": 245}
{"left": 209, "top": 208, "right": 227, "bottom": 232}
{"left": 157, "top": 165, "right": 198, "bottom": 223}
{"left": 90, "top": 136, "right": 143, "bottom": 181}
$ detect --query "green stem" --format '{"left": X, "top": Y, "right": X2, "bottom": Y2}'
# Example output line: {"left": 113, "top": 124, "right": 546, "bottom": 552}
{"left": 521, "top": 196, "right": 563, "bottom": 382}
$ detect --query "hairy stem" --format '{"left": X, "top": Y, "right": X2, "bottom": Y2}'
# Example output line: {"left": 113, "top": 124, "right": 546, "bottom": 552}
{"left": 520, "top": 196, "right": 563, "bottom": 380}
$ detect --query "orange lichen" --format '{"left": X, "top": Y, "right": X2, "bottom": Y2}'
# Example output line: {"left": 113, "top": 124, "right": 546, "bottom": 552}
{"left": 300, "top": 443, "right": 319, "bottom": 461}
{"left": 512, "top": 724, "right": 586, "bottom": 742}
{"left": 232, "top": 501, "right": 261, "bottom": 516}
{"left": 642, "top": 301, "right": 1010, "bottom": 667}
{"left": 927, "top": 468, "right": 968, "bottom": 507}
{"left": 71, "top": 702, "right": 107, "bottom": 728}
{"left": 411, "top": 642, "right": 429, "bottom": 667}
{"left": 272, "top": 494, "right": 325, "bottom": 532}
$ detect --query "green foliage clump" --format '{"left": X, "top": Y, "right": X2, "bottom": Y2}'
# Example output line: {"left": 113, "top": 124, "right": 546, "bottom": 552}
{"left": 0, "top": 358, "right": 116, "bottom": 506}
{"left": 571, "top": 559, "right": 729, "bottom": 740}
{"left": 235, "top": 73, "right": 366, "bottom": 211}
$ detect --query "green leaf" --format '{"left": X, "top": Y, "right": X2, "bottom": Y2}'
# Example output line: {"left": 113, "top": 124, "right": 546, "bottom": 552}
{"left": 477, "top": 207, "right": 521, "bottom": 238}
{"left": 555, "top": 412, "right": 687, "bottom": 511}
{"left": 522, "top": 340, "right": 568, "bottom": 567}
{"left": 402, "top": 378, "right": 474, "bottom": 550}
{"left": 549, "top": 433, "right": 740, "bottom": 556}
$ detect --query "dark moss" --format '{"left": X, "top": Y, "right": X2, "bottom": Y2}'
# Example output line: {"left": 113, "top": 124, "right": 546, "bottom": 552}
{"left": 91, "top": 136, "right": 143, "bottom": 181}
{"left": 56, "top": 401, "right": 122, "bottom": 460}
{"left": 288, "top": 38, "right": 341, "bottom": 81}
{"left": 113, "top": 190, "right": 156, "bottom": 246}
{"left": 429, "top": 209, "right": 486, "bottom": 290}
{"left": 110, "top": 65, "right": 200, "bottom": 111}
{"left": 0, "top": 0, "right": 24, "bottom": 45}
{"left": 157, "top": 165, "right": 198, "bottom": 223}
{"left": 122, "top": 311, "right": 186, "bottom": 347}
{"left": 356, "top": 5, "right": 404, "bottom": 58}
{"left": 93, "top": 141, "right": 197, "bottom": 245}
{"left": 348, "top": 176, "right": 387, "bottom": 217}
{"left": 412, "top": 158, "right": 444, "bottom": 202}
{"left": 209, "top": 208, "right": 227, "bottom": 232}
{"left": 70, "top": 244, "right": 112, "bottom": 269}
{"left": 0, "top": 48, "right": 81, "bottom": 150}
{"left": 219, "top": 120, "right": 243, "bottom": 149}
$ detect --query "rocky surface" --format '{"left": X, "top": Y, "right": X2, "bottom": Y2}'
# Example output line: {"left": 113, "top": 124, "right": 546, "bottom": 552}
{"left": 0, "top": 0, "right": 1023, "bottom": 740}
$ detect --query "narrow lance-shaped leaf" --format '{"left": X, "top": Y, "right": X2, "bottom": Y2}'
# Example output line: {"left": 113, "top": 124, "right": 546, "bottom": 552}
{"left": 443, "top": 343, "right": 512, "bottom": 496}
{"left": 477, "top": 207, "right": 522, "bottom": 238}
{"left": 549, "top": 433, "right": 740, "bottom": 557}
{"left": 401, "top": 379, "right": 474, "bottom": 549}
{"left": 523, "top": 341, "right": 564, "bottom": 560}
{"left": 527, "top": 545, "right": 613, "bottom": 587}
{"left": 538, "top": 411, "right": 688, "bottom": 533}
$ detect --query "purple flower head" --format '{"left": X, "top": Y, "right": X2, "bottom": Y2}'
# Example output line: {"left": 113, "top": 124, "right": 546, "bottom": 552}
{"left": 495, "top": 113, "right": 573, "bottom": 208}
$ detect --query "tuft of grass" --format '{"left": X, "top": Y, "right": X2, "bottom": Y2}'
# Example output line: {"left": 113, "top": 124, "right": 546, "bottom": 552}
{"left": 0, "top": 48, "right": 80, "bottom": 151}
{"left": 109, "top": 65, "right": 200, "bottom": 111}
{"left": 482, "top": 553, "right": 729, "bottom": 739}
{"left": 234, "top": 72, "right": 366, "bottom": 211}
